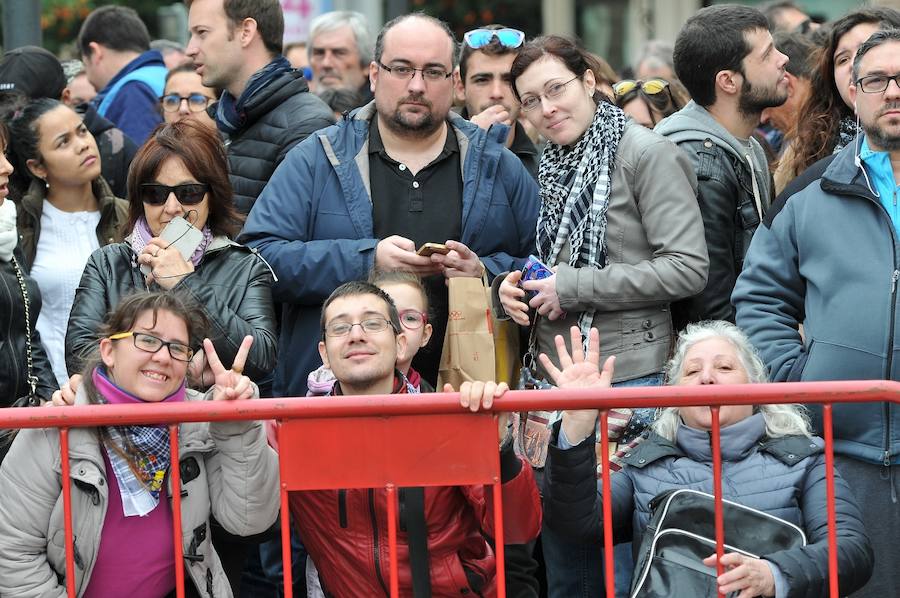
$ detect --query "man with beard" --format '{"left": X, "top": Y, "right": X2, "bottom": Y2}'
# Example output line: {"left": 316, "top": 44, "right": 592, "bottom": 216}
{"left": 454, "top": 25, "right": 539, "bottom": 179}
{"left": 733, "top": 29, "right": 900, "bottom": 598}
{"left": 240, "top": 13, "right": 539, "bottom": 396}
{"left": 655, "top": 4, "right": 788, "bottom": 328}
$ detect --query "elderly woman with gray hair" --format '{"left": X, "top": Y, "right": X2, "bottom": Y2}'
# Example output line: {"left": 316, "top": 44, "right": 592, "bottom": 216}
{"left": 540, "top": 321, "right": 873, "bottom": 598}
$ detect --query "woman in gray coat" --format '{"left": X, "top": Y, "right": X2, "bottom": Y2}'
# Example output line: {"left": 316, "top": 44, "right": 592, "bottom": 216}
{"left": 542, "top": 321, "right": 874, "bottom": 598}
{"left": 0, "top": 291, "right": 280, "bottom": 598}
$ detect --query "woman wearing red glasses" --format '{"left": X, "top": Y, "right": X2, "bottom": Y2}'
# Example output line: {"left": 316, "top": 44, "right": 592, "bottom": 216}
{"left": 6, "top": 99, "right": 128, "bottom": 389}
{"left": 65, "top": 119, "right": 277, "bottom": 398}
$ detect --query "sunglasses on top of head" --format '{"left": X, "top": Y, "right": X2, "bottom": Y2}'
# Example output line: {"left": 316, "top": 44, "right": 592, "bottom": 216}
{"left": 140, "top": 183, "right": 209, "bottom": 206}
{"left": 463, "top": 28, "right": 526, "bottom": 50}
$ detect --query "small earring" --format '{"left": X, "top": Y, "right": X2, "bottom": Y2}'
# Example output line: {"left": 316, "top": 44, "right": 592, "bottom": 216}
{"left": 42, "top": 179, "right": 49, "bottom": 190}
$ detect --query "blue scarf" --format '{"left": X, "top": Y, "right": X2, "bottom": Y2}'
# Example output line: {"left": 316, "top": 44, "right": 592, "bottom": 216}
{"left": 215, "top": 55, "right": 292, "bottom": 136}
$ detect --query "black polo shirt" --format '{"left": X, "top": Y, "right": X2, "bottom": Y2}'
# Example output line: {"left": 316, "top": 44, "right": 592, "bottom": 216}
{"left": 368, "top": 118, "right": 463, "bottom": 385}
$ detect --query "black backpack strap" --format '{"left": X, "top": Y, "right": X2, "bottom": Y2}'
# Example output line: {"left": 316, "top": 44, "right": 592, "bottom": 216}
{"left": 400, "top": 487, "right": 432, "bottom": 598}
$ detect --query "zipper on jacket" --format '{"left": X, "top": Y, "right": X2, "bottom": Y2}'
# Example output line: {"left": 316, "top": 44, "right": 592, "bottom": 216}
{"left": 338, "top": 489, "right": 347, "bottom": 528}
{"left": 368, "top": 488, "right": 390, "bottom": 596}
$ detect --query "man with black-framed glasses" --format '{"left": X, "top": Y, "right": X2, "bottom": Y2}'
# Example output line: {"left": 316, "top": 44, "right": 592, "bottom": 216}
{"left": 241, "top": 12, "right": 539, "bottom": 397}
{"left": 454, "top": 25, "right": 540, "bottom": 179}
{"left": 734, "top": 29, "right": 900, "bottom": 598}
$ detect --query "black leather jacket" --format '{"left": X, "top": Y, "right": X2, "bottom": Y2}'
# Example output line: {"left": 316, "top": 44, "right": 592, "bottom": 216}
{"left": 219, "top": 70, "right": 334, "bottom": 215}
{"left": 670, "top": 138, "right": 763, "bottom": 331}
{"left": 65, "top": 238, "right": 277, "bottom": 382}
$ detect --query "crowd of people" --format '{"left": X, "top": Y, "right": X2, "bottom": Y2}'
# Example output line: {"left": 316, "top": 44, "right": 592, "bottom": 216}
{"left": 0, "top": 0, "right": 897, "bottom": 596}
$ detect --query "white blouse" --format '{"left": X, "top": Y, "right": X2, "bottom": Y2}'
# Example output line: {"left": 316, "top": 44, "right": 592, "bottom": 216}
{"left": 30, "top": 200, "right": 101, "bottom": 387}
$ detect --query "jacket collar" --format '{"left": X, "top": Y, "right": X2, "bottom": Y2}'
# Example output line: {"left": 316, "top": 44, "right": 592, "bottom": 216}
{"left": 820, "top": 134, "right": 880, "bottom": 201}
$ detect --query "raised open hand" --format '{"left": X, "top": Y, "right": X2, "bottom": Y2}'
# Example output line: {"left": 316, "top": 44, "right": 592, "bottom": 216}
{"left": 204, "top": 335, "right": 255, "bottom": 401}
{"left": 538, "top": 326, "right": 615, "bottom": 389}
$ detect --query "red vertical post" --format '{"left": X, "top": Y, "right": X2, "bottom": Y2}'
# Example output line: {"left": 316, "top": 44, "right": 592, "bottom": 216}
{"left": 277, "top": 422, "right": 294, "bottom": 598}
{"left": 60, "top": 428, "right": 76, "bottom": 598}
{"left": 492, "top": 481, "right": 507, "bottom": 598}
{"left": 822, "top": 404, "right": 840, "bottom": 598}
{"left": 169, "top": 424, "right": 185, "bottom": 598}
{"left": 386, "top": 484, "right": 399, "bottom": 598}
{"left": 598, "top": 410, "right": 615, "bottom": 598}
{"left": 710, "top": 406, "right": 725, "bottom": 598}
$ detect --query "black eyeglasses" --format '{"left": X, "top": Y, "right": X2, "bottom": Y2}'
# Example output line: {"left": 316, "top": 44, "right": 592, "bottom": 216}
{"left": 160, "top": 93, "right": 213, "bottom": 113}
{"left": 324, "top": 317, "right": 396, "bottom": 338}
{"left": 856, "top": 73, "right": 900, "bottom": 94}
{"left": 108, "top": 331, "right": 194, "bottom": 362}
{"left": 140, "top": 183, "right": 209, "bottom": 206}
{"left": 377, "top": 62, "right": 452, "bottom": 82}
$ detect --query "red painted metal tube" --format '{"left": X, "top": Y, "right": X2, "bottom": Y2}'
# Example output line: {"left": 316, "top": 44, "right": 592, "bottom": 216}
{"left": 599, "top": 410, "right": 615, "bottom": 598}
{"left": 823, "top": 405, "right": 840, "bottom": 598}
{"left": 169, "top": 424, "right": 185, "bottom": 598}
{"left": 386, "top": 484, "right": 399, "bottom": 597}
{"left": 493, "top": 481, "right": 507, "bottom": 598}
{"left": 710, "top": 407, "right": 725, "bottom": 598}
{"left": 278, "top": 422, "right": 294, "bottom": 598}
{"left": 60, "top": 428, "right": 76, "bottom": 598}
{"left": 3, "top": 381, "right": 898, "bottom": 429}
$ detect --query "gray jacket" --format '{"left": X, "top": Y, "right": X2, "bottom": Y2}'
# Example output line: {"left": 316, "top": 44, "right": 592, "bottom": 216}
{"left": 0, "top": 387, "right": 280, "bottom": 597}
{"left": 544, "top": 413, "right": 874, "bottom": 598}
{"left": 528, "top": 120, "right": 709, "bottom": 382}
{"left": 733, "top": 137, "right": 900, "bottom": 465}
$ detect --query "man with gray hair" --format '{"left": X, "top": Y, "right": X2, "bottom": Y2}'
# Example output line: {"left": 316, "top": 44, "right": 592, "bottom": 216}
{"left": 308, "top": 10, "right": 373, "bottom": 104}
{"left": 734, "top": 28, "right": 900, "bottom": 598}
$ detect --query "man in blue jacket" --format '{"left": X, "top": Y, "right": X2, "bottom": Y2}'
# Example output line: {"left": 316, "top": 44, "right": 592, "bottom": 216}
{"left": 76, "top": 6, "right": 167, "bottom": 146}
{"left": 733, "top": 29, "right": 900, "bottom": 598}
{"left": 240, "top": 13, "right": 539, "bottom": 396}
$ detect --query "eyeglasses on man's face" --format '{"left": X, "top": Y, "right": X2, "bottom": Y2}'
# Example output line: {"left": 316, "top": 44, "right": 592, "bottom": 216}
{"left": 108, "top": 331, "right": 194, "bottom": 362}
{"left": 324, "top": 317, "right": 396, "bottom": 338}
{"left": 856, "top": 73, "right": 900, "bottom": 94}
{"left": 377, "top": 62, "right": 452, "bottom": 82}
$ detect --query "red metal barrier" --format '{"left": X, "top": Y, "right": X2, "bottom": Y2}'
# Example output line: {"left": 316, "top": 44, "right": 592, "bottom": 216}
{"left": 0, "top": 380, "right": 897, "bottom": 598}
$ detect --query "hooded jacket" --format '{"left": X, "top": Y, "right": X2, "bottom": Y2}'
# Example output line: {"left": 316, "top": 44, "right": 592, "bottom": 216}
{"left": 239, "top": 101, "right": 539, "bottom": 396}
{"left": 220, "top": 69, "right": 334, "bottom": 214}
{"left": 0, "top": 386, "right": 280, "bottom": 598}
{"left": 655, "top": 101, "right": 772, "bottom": 329}
{"left": 733, "top": 137, "right": 900, "bottom": 466}
{"left": 543, "top": 414, "right": 874, "bottom": 598}
{"left": 65, "top": 238, "right": 277, "bottom": 383}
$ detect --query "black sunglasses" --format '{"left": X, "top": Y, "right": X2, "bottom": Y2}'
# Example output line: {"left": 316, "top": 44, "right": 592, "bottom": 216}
{"left": 140, "top": 183, "right": 209, "bottom": 206}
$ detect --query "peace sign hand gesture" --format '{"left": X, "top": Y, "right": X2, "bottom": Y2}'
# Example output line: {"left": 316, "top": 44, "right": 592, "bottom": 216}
{"left": 204, "top": 335, "right": 255, "bottom": 401}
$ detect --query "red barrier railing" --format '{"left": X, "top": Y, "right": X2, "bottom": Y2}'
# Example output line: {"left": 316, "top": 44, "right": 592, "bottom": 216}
{"left": 0, "top": 380, "right": 897, "bottom": 598}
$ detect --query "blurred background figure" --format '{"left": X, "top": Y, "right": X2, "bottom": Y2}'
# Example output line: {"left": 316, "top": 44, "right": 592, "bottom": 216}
{"left": 316, "top": 87, "right": 364, "bottom": 120}
{"left": 283, "top": 41, "right": 313, "bottom": 83}
{"left": 61, "top": 60, "right": 97, "bottom": 106}
{"left": 307, "top": 10, "right": 373, "bottom": 106}
{"left": 761, "top": 0, "right": 821, "bottom": 33}
{"left": 613, "top": 77, "right": 688, "bottom": 128}
{"left": 631, "top": 40, "right": 676, "bottom": 82}
{"left": 151, "top": 39, "right": 188, "bottom": 70}
{"left": 161, "top": 63, "right": 218, "bottom": 131}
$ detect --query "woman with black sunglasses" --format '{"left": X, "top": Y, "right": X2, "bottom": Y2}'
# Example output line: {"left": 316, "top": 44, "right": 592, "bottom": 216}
{"left": 6, "top": 98, "right": 128, "bottom": 388}
{"left": 65, "top": 119, "right": 277, "bottom": 397}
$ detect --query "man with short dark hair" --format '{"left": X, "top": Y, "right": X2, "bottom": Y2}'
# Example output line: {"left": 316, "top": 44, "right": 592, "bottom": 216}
{"left": 240, "top": 13, "right": 539, "bottom": 396}
{"left": 454, "top": 25, "right": 538, "bottom": 178}
{"left": 287, "top": 280, "right": 540, "bottom": 596}
{"left": 186, "top": 0, "right": 333, "bottom": 214}
{"left": 656, "top": 4, "right": 788, "bottom": 329}
{"left": 77, "top": 5, "right": 167, "bottom": 145}
{"left": 734, "top": 28, "right": 900, "bottom": 598}
{"left": 761, "top": 1, "right": 818, "bottom": 34}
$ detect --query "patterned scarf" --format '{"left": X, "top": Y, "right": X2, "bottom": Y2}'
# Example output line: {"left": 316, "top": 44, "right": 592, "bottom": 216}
{"left": 128, "top": 216, "right": 213, "bottom": 267}
{"left": 215, "top": 55, "right": 292, "bottom": 136}
{"left": 93, "top": 367, "right": 186, "bottom": 517}
{"left": 835, "top": 115, "right": 858, "bottom": 155}
{"left": 536, "top": 101, "right": 627, "bottom": 349}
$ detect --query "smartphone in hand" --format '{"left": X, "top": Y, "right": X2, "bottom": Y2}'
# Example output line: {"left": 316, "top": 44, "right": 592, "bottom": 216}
{"left": 140, "top": 216, "right": 204, "bottom": 276}
{"left": 520, "top": 254, "right": 552, "bottom": 302}
{"left": 417, "top": 242, "right": 450, "bottom": 257}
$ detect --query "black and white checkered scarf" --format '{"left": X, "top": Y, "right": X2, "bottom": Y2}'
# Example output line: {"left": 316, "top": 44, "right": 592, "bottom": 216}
{"left": 536, "top": 101, "right": 627, "bottom": 346}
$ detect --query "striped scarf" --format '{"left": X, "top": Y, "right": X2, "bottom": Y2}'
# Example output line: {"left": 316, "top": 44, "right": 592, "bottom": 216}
{"left": 536, "top": 102, "right": 627, "bottom": 349}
